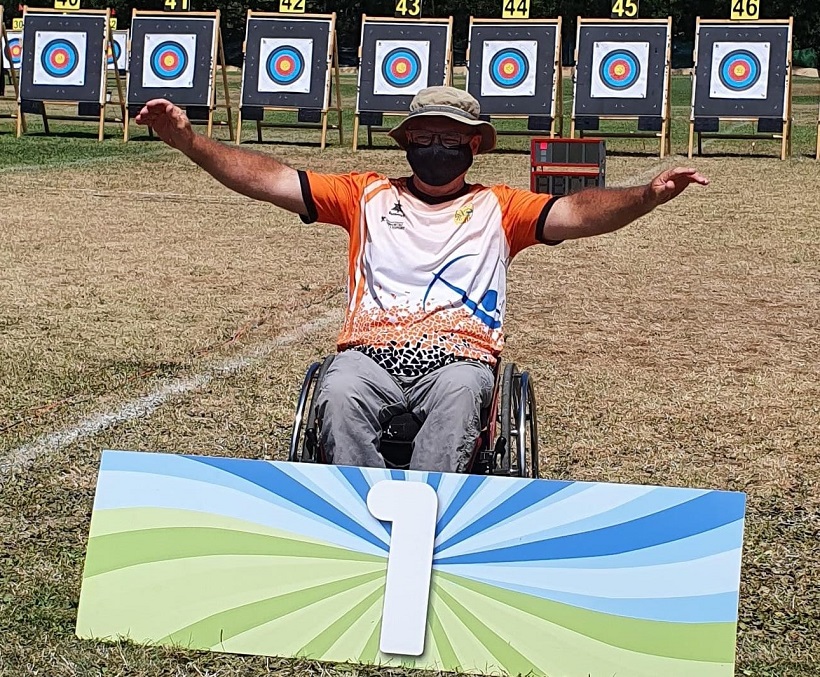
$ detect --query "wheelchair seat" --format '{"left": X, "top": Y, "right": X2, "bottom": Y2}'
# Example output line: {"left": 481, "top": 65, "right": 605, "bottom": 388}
{"left": 289, "top": 353, "right": 539, "bottom": 477}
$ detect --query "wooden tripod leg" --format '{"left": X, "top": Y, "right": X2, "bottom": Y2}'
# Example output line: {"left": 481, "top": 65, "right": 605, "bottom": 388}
{"left": 687, "top": 122, "right": 694, "bottom": 159}
{"left": 98, "top": 105, "right": 105, "bottom": 141}
{"left": 352, "top": 114, "right": 360, "bottom": 151}
{"left": 320, "top": 111, "right": 328, "bottom": 150}
{"left": 235, "top": 108, "right": 243, "bottom": 145}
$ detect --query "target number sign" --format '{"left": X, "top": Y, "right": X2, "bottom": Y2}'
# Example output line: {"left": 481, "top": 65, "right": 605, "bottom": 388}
{"left": 109, "top": 18, "right": 117, "bottom": 31}
{"left": 12, "top": 17, "right": 23, "bottom": 30}
{"left": 163, "top": 0, "right": 190, "bottom": 12}
{"left": 731, "top": 0, "right": 760, "bottom": 20}
{"left": 53, "top": 0, "right": 81, "bottom": 11}
{"left": 395, "top": 0, "right": 422, "bottom": 19}
{"left": 501, "top": 0, "right": 530, "bottom": 20}
{"left": 279, "top": 0, "right": 305, "bottom": 13}
{"left": 611, "top": 0, "right": 639, "bottom": 19}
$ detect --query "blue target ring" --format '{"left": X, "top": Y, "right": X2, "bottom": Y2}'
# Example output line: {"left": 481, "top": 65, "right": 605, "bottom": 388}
{"left": 150, "top": 41, "right": 188, "bottom": 81}
{"left": 719, "top": 49, "right": 761, "bottom": 91}
{"left": 41, "top": 39, "right": 79, "bottom": 78}
{"left": 599, "top": 49, "right": 641, "bottom": 90}
{"left": 381, "top": 48, "right": 421, "bottom": 88}
{"left": 266, "top": 46, "right": 305, "bottom": 85}
{"left": 107, "top": 39, "right": 122, "bottom": 66}
{"left": 489, "top": 48, "right": 529, "bottom": 89}
{"left": 8, "top": 37, "right": 22, "bottom": 67}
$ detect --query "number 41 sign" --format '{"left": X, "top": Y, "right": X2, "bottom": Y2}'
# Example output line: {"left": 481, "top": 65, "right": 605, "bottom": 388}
{"left": 77, "top": 450, "right": 746, "bottom": 676}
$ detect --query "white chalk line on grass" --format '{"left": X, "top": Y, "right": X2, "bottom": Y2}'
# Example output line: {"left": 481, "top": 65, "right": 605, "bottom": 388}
{"left": 0, "top": 310, "right": 342, "bottom": 482}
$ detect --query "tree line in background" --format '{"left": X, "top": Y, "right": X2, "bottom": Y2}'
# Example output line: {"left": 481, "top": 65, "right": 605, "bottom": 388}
{"left": 4, "top": 1, "right": 819, "bottom": 66}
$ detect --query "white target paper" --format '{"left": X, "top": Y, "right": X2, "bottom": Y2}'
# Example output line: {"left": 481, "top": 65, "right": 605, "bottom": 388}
{"left": 32, "top": 31, "right": 87, "bottom": 87}
{"left": 709, "top": 41, "right": 770, "bottom": 100}
{"left": 257, "top": 37, "right": 313, "bottom": 94}
{"left": 107, "top": 30, "right": 128, "bottom": 71}
{"left": 2, "top": 31, "right": 22, "bottom": 70}
{"left": 142, "top": 33, "right": 197, "bottom": 89}
{"left": 373, "top": 39, "right": 430, "bottom": 96}
{"left": 590, "top": 41, "right": 649, "bottom": 99}
{"left": 480, "top": 40, "right": 537, "bottom": 97}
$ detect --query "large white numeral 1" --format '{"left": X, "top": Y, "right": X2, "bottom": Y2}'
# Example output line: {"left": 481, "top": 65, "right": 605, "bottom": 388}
{"left": 366, "top": 480, "right": 438, "bottom": 656}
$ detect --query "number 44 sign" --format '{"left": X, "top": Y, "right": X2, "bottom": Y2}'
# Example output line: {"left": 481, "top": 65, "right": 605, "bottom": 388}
{"left": 77, "top": 450, "right": 747, "bottom": 676}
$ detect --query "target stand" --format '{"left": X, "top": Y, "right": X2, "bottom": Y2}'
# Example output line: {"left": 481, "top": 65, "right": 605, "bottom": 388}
{"left": 15, "top": 7, "right": 125, "bottom": 140}
{"left": 688, "top": 17, "right": 794, "bottom": 160}
{"left": 466, "top": 17, "right": 563, "bottom": 141}
{"left": 0, "top": 6, "right": 27, "bottom": 133}
{"left": 125, "top": 10, "right": 233, "bottom": 142}
{"left": 571, "top": 17, "right": 672, "bottom": 158}
{"left": 353, "top": 15, "right": 453, "bottom": 151}
{"left": 236, "top": 11, "right": 342, "bottom": 149}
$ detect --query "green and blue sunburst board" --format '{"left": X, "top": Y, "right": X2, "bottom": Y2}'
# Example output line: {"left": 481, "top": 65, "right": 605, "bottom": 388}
{"left": 76, "top": 450, "right": 747, "bottom": 676}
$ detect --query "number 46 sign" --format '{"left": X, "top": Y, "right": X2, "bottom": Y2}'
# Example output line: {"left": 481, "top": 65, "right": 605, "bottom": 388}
{"left": 77, "top": 450, "right": 746, "bottom": 675}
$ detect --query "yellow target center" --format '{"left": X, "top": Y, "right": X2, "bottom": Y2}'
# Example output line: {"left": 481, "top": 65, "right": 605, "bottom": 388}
{"left": 733, "top": 64, "right": 746, "bottom": 77}
{"left": 163, "top": 55, "right": 175, "bottom": 67}
{"left": 280, "top": 61, "right": 291, "bottom": 72}
{"left": 396, "top": 62, "right": 407, "bottom": 74}
{"left": 55, "top": 53, "right": 66, "bottom": 65}
{"left": 503, "top": 63, "right": 515, "bottom": 75}
{"left": 614, "top": 64, "right": 626, "bottom": 76}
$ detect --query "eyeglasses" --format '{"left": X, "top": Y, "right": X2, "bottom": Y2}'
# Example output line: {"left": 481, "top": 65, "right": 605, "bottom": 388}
{"left": 405, "top": 130, "right": 476, "bottom": 149}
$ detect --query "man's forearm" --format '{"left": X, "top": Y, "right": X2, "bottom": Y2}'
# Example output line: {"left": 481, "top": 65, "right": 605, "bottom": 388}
{"left": 544, "top": 184, "right": 656, "bottom": 240}
{"left": 183, "top": 133, "right": 304, "bottom": 212}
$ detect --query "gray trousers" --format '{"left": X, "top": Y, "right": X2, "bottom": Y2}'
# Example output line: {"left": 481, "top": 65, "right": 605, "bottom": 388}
{"left": 315, "top": 350, "right": 494, "bottom": 473}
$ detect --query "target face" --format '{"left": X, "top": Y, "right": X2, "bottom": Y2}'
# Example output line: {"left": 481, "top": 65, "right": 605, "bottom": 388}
{"left": 2, "top": 32, "right": 23, "bottom": 69}
{"left": 107, "top": 32, "right": 128, "bottom": 71}
{"left": 373, "top": 40, "right": 429, "bottom": 96}
{"left": 32, "top": 31, "right": 86, "bottom": 86}
{"left": 257, "top": 37, "right": 313, "bottom": 93}
{"left": 142, "top": 33, "right": 196, "bottom": 89}
{"left": 710, "top": 41, "right": 769, "bottom": 99}
{"left": 590, "top": 41, "right": 649, "bottom": 99}
{"left": 481, "top": 40, "right": 537, "bottom": 97}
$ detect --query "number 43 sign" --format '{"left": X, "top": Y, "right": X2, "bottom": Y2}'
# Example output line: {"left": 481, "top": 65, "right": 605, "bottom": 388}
{"left": 77, "top": 450, "right": 747, "bottom": 676}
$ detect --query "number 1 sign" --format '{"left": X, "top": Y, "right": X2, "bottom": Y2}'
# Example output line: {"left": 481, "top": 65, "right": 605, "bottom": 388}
{"left": 77, "top": 450, "right": 746, "bottom": 676}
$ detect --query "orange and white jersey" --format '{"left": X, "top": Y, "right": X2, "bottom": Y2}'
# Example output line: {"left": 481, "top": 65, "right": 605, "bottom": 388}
{"left": 299, "top": 171, "right": 559, "bottom": 376}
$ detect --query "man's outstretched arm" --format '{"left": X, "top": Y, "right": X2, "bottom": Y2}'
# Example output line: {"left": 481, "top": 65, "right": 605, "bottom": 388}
{"left": 542, "top": 168, "right": 709, "bottom": 241}
{"left": 135, "top": 99, "right": 306, "bottom": 215}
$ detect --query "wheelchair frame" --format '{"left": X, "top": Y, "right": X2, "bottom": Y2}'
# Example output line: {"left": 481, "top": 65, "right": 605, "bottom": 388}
{"left": 289, "top": 354, "right": 539, "bottom": 478}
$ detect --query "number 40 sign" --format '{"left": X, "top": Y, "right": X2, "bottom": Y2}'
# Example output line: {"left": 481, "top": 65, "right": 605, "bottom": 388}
{"left": 77, "top": 451, "right": 747, "bottom": 676}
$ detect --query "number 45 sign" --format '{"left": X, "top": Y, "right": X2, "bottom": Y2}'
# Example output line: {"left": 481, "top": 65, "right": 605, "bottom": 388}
{"left": 77, "top": 451, "right": 747, "bottom": 676}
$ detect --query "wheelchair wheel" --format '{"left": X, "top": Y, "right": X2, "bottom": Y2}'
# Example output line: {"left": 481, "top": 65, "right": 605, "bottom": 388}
{"left": 288, "top": 355, "right": 335, "bottom": 463}
{"left": 500, "top": 364, "right": 540, "bottom": 478}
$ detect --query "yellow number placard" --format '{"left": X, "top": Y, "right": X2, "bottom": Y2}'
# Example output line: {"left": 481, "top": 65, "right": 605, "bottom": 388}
{"left": 279, "top": 0, "right": 305, "bottom": 13}
{"left": 611, "top": 0, "right": 639, "bottom": 19}
{"left": 109, "top": 17, "right": 117, "bottom": 31}
{"left": 731, "top": 0, "right": 759, "bottom": 20}
{"left": 54, "top": 0, "right": 81, "bottom": 11}
{"left": 395, "top": 0, "right": 422, "bottom": 19}
{"left": 163, "top": 0, "right": 190, "bottom": 11}
{"left": 502, "top": 0, "right": 530, "bottom": 20}
{"left": 12, "top": 17, "right": 23, "bottom": 30}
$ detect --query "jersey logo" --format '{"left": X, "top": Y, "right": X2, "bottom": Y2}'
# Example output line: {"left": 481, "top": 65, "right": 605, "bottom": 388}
{"left": 423, "top": 254, "right": 502, "bottom": 330}
{"left": 454, "top": 203, "right": 474, "bottom": 226}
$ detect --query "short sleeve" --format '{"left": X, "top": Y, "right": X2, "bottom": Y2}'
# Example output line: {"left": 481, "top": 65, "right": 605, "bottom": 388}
{"left": 299, "top": 171, "right": 382, "bottom": 231}
{"left": 491, "top": 185, "right": 562, "bottom": 257}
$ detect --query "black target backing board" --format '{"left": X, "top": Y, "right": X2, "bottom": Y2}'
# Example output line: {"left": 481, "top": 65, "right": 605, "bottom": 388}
{"left": 691, "top": 19, "right": 792, "bottom": 120}
{"left": 19, "top": 11, "right": 107, "bottom": 104}
{"left": 240, "top": 14, "right": 333, "bottom": 110}
{"left": 356, "top": 16, "right": 452, "bottom": 114}
{"left": 465, "top": 19, "right": 560, "bottom": 117}
{"left": 127, "top": 14, "right": 217, "bottom": 108}
{"left": 573, "top": 18, "right": 671, "bottom": 119}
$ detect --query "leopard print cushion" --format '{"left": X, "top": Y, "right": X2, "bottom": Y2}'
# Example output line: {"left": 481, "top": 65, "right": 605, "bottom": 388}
{"left": 351, "top": 342, "right": 465, "bottom": 381}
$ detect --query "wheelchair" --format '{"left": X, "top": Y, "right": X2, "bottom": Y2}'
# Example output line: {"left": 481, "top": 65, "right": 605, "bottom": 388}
{"left": 288, "top": 354, "right": 539, "bottom": 478}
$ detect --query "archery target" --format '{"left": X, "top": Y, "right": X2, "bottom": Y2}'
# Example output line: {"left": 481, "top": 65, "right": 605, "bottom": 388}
{"left": 107, "top": 31, "right": 128, "bottom": 71}
{"left": 32, "top": 31, "right": 86, "bottom": 86}
{"left": 257, "top": 37, "right": 312, "bottom": 93}
{"left": 590, "top": 41, "right": 649, "bottom": 98}
{"left": 3, "top": 32, "right": 23, "bottom": 69}
{"left": 373, "top": 40, "right": 429, "bottom": 96}
{"left": 710, "top": 41, "right": 769, "bottom": 99}
{"left": 480, "top": 40, "right": 537, "bottom": 97}
{"left": 142, "top": 33, "right": 196, "bottom": 88}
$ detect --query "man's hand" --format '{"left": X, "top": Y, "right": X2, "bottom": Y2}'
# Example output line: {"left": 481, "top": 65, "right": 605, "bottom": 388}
{"left": 135, "top": 99, "right": 195, "bottom": 153}
{"left": 647, "top": 167, "right": 710, "bottom": 206}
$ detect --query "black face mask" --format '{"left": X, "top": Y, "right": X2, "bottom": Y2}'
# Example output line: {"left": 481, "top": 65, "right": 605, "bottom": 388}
{"left": 406, "top": 142, "right": 474, "bottom": 187}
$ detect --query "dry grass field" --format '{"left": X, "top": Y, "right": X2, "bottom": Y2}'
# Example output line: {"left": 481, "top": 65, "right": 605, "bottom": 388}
{"left": 1, "top": 75, "right": 819, "bottom": 676}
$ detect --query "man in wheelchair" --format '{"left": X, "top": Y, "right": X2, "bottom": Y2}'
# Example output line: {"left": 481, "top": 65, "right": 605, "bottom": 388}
{"left": 136, "top": 87, "right": 707, "bottom": 473}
